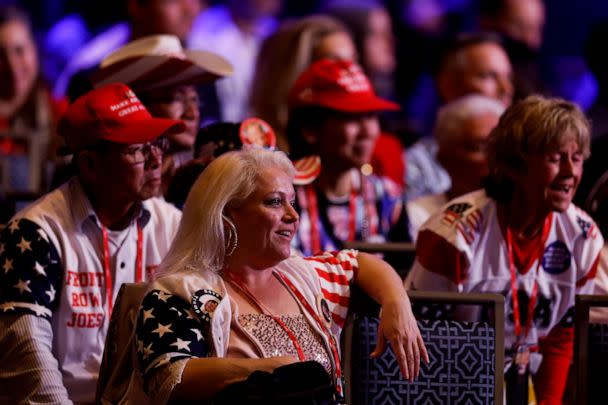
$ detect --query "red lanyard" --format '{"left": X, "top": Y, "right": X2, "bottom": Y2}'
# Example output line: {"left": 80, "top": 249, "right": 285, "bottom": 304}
{"left": 225, "top": 273, "right": 306, "bottom": 361}
{"left": 306, "top": 185, "right": 322, "bottom": 254}
{"left": 505, "top": 219, "right": 549, "bottom": 341}
{"left": 274, "top": 272, "right": 344, "bottom": 396}
{"left": 225, "top": 270, "right": 344, "bottom": 396}
{"left": 101, "top": 221, "right": 143, "bottom": 316}
{"left": 305, "top": 171, "right": 377, "bottom": 253}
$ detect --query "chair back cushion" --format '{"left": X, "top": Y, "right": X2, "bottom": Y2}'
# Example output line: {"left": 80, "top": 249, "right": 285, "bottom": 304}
{"left": 349, "top": 317, "right": 495, "bottom": 404}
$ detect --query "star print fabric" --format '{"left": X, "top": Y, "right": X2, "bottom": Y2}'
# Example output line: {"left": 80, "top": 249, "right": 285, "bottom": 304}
{"left": 136, "top": 289, "right": 209, "bottom": 384}
{"left": 0, "top": 218, "right": 61, "bottom": 320}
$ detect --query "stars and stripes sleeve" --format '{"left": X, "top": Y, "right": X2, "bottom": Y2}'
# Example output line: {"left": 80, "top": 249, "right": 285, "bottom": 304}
{"left": 0, "top": 218, "right": 62, "bottom": 320}
{"left": 572, "top": 210, "right": 604, "bottom": 293}
{"left": 406, "top": 229, "right": 468, "bottom": 291}
{"left": 305, "top": 249, "right": 358, "bottom": 329}
{"left": 135, "top": 289, "right": 209, "bottom": 388}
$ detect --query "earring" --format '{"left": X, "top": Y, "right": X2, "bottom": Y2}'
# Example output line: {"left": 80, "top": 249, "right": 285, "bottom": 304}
{"left": 223, "top": 216, "right": 238, "bottom": 257}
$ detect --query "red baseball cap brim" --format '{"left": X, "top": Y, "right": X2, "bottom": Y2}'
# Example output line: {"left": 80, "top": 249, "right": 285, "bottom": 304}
{"left": 291, "top": 91, "right": 400, "bottom": 113}
{"left": 101, "top": 117, "right": 186, "bottom": 145}
{"left": 58, "top": 82, "right": 188, "bottom": 153}
{"left": 58, "top": 115, "right": 186, "bottom": 153}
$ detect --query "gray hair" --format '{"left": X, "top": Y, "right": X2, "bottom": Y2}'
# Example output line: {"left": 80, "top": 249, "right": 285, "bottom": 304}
{"left": 154, "top": 148, "right": 295, "bottom": 278}
{"left": 435, "top": 94, "right": 506, "bottom": 146}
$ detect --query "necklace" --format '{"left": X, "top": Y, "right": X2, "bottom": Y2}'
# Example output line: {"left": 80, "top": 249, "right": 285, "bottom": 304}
{"left": 224, "top": 269, "right": 346, "bottom": 400}
{"left": 225, "top": 272, "right": 307, "bottom": 361}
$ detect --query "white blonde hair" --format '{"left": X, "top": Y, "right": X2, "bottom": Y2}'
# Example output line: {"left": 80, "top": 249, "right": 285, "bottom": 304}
{"left": 434, "top": 94, "right": 506, "bottom": 146}
{"left": 154, "top": 148, "right": 295, "bottom": 278}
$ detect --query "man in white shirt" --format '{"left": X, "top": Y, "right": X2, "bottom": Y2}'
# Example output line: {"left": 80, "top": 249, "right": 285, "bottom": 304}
{"left": 0, "top": 83, "right": 184, "bottom": 403}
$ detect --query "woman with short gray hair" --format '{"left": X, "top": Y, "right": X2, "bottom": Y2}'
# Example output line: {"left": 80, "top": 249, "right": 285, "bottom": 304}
{"left": 407, "top": 95, "right": 603, "bottom": 403}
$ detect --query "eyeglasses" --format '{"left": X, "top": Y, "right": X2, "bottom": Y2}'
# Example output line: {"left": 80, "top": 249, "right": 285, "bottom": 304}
{"left": 122, "top": 137, "right": 170, "bottom": 165}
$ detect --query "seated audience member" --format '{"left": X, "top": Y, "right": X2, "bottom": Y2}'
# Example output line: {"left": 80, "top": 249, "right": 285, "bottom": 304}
{"left": 407, "top": 94, "right": 505, "bottom": 241}
{"left": 436, "top": 34, "right": 513, "bottom": 107}
{"left": 249, "top": 15, "right": 354, "bottom": 151}
{"left": 478, "top": 0, "right": 548, "bottom": 100}
{"left": 0, "top": 83, "right": 184, "bottom": 403}
{"left": 0, "top": 5, "right": 68, "bottom": 193}
{"left": 406, "top": 96, "right": 604, "bottom": 404}
{"left": 323, "top": 1, "right": 406, "bottom": 188}
{"left": 250, "top": 14, "right": 405, "bottom": 188}
{"left": 92, "top": 34, "right": 233, "bottom": 196}
{"left": 406, "top": 33, "right": 513, "bottom": 200}
{"left": 324, "top": 0, "right": 397, "bottom": 105}
{"left": 133, "top": 148, "right": 428, "bottom": 402}
{"left": 286, "top": 59, "right": 409, "bottom": 256}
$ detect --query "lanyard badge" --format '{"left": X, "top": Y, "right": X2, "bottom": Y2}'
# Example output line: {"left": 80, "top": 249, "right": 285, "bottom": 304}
{"left": 514, "top": 343, "right": 530, "bottom": 376}
{"left": 505, "top": 215, "right": 551, "bottom": 375}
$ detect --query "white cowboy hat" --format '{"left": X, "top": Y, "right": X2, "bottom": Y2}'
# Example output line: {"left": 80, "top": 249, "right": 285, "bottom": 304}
{"left": 91, "top": 34, "right": 234, "bottom": 91}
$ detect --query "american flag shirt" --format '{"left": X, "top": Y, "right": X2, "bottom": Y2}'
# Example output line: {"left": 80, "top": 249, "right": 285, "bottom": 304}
{"left": 0, "top": 178, "right": 181, "bottom": 403}
{"left": 0, "top": 218, "right": 62, "bottom": 319}
{"left": 406, "top": 189, "right": 604, "bottom": 351}
{"left": 135, "top": 250, "right": 359, "bottom": 396}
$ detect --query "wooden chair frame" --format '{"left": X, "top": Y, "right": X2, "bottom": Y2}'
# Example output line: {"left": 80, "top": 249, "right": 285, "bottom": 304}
{"left": 342, "top": 241, "right": 416, "bottom": 253}
{"left": 342, "top": 241, "right": 416, "bottom": 277}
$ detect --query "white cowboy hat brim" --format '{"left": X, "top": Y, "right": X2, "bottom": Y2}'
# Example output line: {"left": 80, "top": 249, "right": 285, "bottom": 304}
{"left": 92, "top": 49, "right": 233, "bottom": 91}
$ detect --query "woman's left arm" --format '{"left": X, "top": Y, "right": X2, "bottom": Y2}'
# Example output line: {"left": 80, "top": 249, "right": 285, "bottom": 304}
{"left": 354, "top": 252, "right": 429, "bottom": 381}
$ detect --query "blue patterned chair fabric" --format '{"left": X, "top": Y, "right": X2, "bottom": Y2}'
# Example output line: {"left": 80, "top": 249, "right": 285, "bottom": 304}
{"left": 348, "top": 317, "right": 496, "bottom": 405}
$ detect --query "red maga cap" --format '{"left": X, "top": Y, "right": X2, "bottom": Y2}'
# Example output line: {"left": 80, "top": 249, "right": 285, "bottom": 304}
{"left": 58, "top": 83, "right": 185, "bottom": 152}
{"left": 288, "top": 59, "right": 400, "bottom": 113}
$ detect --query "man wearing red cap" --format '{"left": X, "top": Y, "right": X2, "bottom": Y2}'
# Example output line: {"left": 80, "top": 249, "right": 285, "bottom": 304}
{"left": 287, "top": 59, "right": 410, "bottom": 259}
{"left": 0, "top": 83, "right": 184, "bottom": 403}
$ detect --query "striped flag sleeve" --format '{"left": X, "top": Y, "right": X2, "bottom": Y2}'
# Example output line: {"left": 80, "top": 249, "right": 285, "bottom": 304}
{"left": 305, "top": 249, "right": 358, "bottom": 329}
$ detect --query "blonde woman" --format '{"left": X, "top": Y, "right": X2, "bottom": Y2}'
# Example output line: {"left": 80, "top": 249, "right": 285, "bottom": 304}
{"left": 133, "top": 149, "right": 427, "bottom": 403}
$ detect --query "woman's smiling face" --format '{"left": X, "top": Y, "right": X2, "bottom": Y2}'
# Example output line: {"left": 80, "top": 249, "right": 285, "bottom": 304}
{"left": 516, "top": 136, "right": 583, "bottom": 215}
{"left": 315, "top": 111, "right": 380, "bottom": 171}
{"left": 227, "top": 167, "right": 299, "bottom": 268}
